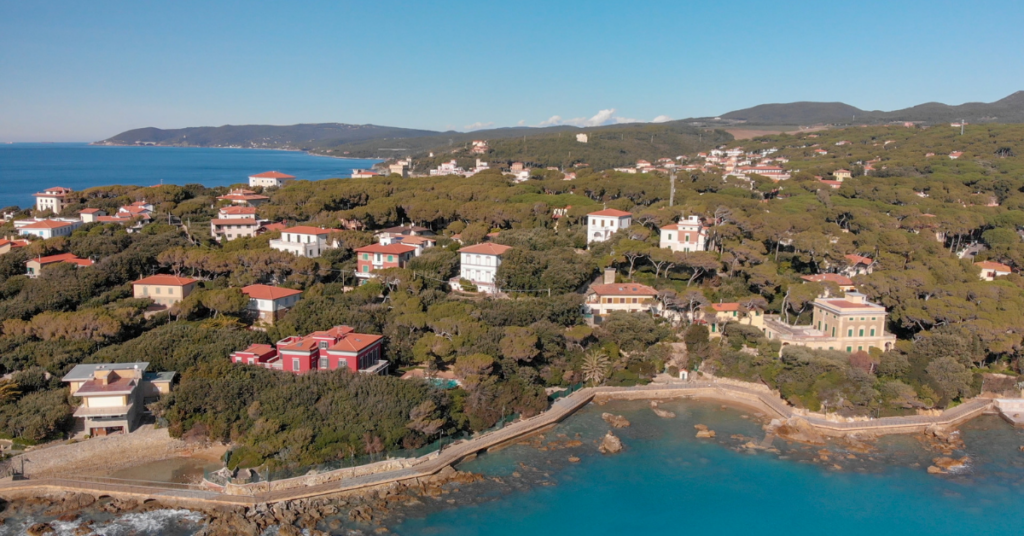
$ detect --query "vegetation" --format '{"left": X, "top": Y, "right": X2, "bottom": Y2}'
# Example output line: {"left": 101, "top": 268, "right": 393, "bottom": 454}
{"left": 3, "top": 122, "right": 1024, "bottom": 466}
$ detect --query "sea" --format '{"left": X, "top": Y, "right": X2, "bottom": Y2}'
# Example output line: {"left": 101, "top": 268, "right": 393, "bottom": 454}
{"left": 4, "top": 399, "right": 1024, "bottom": 535}
{"left": 0, "top": 143, "right": 381, "bottom": 209}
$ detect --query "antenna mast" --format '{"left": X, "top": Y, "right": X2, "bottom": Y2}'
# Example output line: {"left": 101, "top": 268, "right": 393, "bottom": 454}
{"left": 669, "top": 172, "right": 676, "bottom": 207}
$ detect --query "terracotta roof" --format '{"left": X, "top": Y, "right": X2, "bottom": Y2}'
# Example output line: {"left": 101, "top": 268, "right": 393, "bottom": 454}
{"left": 459, "top": 243, "right": 512, "bottom": 255}
{"left": 355, "top": 243, "right": 418, "bottom": 254}
{"left": 845, "top": 254, "right": 873, "bottom": 265}
{"left": 236, "top": 344, "right": 277, "bottom": 358}
{"left": 134, "top": 275, "right": 197, "bottom": 286}
{"left": 975, "top": 261, "right": 1012, "bottom": 272}
{"left": 242, "top": 284, "right": 303, "bottom": 300}
{"left": 73, "top": 377, "right": 137, "bottom": 395}
{"left": 588, "top": 209, "right": 632, "bottom": 217}
{"left": 211, "top": 218, "right": 260, "bottom": 225}
{"left": 0, "top": 239, "right": 28, "bottom": 248}
{"left": 588, "top": 283, "right": 658, "bottom": 296}
{"left": 250, "top": 171, "right": 295, "bottom": 179}
{"left": 283, "top": 226, "right": 331, "bottom": 235}
{"left": 330, "top": 333, "right": 383, "bottom": 353}
{"left": 34, "top": 187, "right": 72, "bottom": 197}
{"left": 79, "top": 208, "right": 102, "bottom": 214}
{"left": 709, "top": 302, "right": 740, "bottom": 312}
{"left": 219, "top": 206, "right": 257, "bottom": 215}
{"left": 96, "top": 216, "right": 132, "bottom": 223}
{"left": 260, "top": 222, "right": 288, "bottom": 232}
{"left": 20, "top": 220, "right": 75, "bottom": 229}
{"left": 801, "top": 274, "right": 854, "bottom": 286}
{"left": 399, "top": 236, "right": 435, "bottom": 245}
{"left": 30, "top": 253, "right": 93, "bottom": 267}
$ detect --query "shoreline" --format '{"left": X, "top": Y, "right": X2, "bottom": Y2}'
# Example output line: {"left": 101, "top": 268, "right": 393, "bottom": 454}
{"left": 86, "top": 142, "right": 385, "bottom": 162}
{"left": 1, "top": 378, "right": 1012, "bottom": 509}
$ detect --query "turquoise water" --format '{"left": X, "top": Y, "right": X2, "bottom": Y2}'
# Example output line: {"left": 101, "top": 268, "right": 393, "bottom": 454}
{"left": 0, "top": 143, "right": 380, "bottom": 209}
{"left": 392, "top": 400, "right": 1024, "bottom": 536}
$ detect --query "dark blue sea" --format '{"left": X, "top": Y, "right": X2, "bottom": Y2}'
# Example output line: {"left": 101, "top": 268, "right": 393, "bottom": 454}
{"left": 0, "top": 143, "right": 380, "bottom": 209}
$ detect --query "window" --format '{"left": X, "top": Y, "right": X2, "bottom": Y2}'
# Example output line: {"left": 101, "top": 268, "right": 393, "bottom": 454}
{"left": 362, "top": 265, "right": 369, "bottom": 273}
{"left": 292, "top": 358, "right": 300, "bottom": 371}
{"left": 831, "top": 327, "right": 836, "bottom": 337}
{"left": 846, "top": 346, "right": 852, "bottom": 352}
{"left": 319, "top": 341, "right": 328, "bottom": 350}
{"left": 711, "top": 324, "right": 716, "bottom": 333}
{"left": 667, "top": 233, "right": 673, "bottom": 241}
{"left": 859, "top": 329, "right": 864, "bottom": 337}
{"left": 847, "top": 329, "right": 853, "bottom": 337}
{"left": 631, "top": 298, "right": 638, "bottom": 304}
{"left": 387, "top": 255, "right": 394, "bottom": 262}
{"left": 363, "top": 253, "right": 369, "bottom": 260}
{"left": 320, "top": 357, "right": 329, "bottom": 369}
{"left": 870, "top": 328, "right": 876, "bottom": 336}
{"left": 155, "top": 287, "right": 161, "bottom": 294}
{"left": 684, "top": 234, "right": 690, "bottom": 243}
{"left": 818, "top": 321, "right": 821, "bottom": 330}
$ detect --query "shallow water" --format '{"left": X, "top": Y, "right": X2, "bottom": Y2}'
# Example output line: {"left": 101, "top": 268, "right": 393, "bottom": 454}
{"left": 390, "top": 399, "right": 1024, "bottom": 536}
{"left": 108, "top": 457, "right": 222, "bottom": 484}
{"left": 5, "top": 399, "right": 1024, "bottom": 535}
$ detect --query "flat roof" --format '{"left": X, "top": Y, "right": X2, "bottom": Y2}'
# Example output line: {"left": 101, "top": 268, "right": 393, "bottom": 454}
{"left": 63, "top": 362, "right": 150, "bottom": 382}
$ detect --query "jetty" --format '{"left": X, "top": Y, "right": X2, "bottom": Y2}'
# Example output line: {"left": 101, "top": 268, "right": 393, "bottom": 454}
{"left": 0, "top": 378, "right": 1014, "bottom": 507}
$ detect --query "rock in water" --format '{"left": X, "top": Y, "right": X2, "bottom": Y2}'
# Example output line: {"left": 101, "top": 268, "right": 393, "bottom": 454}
{"left": 598, "top": 432, "right": 623, "bottom": 454}
{"left": 568, "top": 456, "right": 581, "bottom": 463}
{"left": 772, "top": 418, "right": 826, "bottom": 446}
{"left": 695, "top": 429, "right": 716, "bottom": 438}
{"left": 652, "top": 407, "right": 676, "bottom": 418}
{"left": 602, "top": 413, "right": 631, "bottom": 428}
{"left": 26, "top": 523, "right": 54, "bottom": 536}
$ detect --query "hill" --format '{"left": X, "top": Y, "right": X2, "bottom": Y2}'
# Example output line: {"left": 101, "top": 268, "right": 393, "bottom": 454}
{"left": 694, "top": 91, "right": 1024, "bottom": 127}
{"left": 95, "top": 123, "right": 441, "bottom": 149}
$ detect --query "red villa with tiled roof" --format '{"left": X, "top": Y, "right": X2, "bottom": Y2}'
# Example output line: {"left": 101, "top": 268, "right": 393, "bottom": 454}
{"left": 231, "top": 325, "right": 386, "bottom": 375}
{"left": 355, "top": 243, "right": 417, "bottom": 280}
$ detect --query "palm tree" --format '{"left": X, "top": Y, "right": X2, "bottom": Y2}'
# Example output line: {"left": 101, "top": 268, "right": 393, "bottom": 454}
{"left": 0, "top": 381, "right": 20, "bottom": 404}
{"left": 581, "top": 350, "right": 610, "bottom": 386}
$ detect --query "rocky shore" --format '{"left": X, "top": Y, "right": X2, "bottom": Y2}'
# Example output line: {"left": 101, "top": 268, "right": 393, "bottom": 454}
{"left": 0, "top": 466, "right": 486, "bottom": 535}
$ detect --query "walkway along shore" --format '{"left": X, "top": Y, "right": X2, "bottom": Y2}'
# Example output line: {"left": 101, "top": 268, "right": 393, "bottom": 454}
{"left": 0, "top": 378, "right": 1012, "bottom": 507}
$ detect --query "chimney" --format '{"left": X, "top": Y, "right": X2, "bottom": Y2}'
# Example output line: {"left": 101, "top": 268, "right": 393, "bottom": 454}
{"left": 604, "top": 267, "right": 616, "bottom": 285}
{"left": 845, "top": 291, "right": 865, "bottom": 304}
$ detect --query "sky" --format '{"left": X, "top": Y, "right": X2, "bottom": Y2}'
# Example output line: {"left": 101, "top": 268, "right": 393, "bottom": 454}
{"left": 1, "top": 0, "right": 1023, "bottom": 142}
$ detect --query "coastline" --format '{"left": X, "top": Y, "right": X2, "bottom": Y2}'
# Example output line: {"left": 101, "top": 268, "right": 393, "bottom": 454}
{"left": 87, "top": 142, "right": 384, "bottom": 162}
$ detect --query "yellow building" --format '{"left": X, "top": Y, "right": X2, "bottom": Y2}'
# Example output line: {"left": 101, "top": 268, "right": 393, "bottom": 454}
{"left": 764, "top": 292, "right": 896, "bottom": 353}
{"left": 701, "top": 302, "right": 765, "bottom": 337}
{"left": 133, "top": 275, "right": 198, "bottom": 307}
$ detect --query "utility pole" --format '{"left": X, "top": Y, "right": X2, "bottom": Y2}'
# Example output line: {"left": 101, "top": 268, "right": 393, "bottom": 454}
{"left": 669, "top": 172, "right": 676, "bottom": 207}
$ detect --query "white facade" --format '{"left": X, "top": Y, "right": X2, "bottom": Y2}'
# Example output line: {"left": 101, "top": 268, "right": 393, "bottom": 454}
{"left": 15, "top": 218, "right": 82, "bottom": 239}
{"left": 586, "top": 210, "right": 632, "bottom": 244}
{"left": 269, "top": 227, "right": 333, "bottom": 258}
{"left": 660, "top": 216, "right": 707, "bottom": 252}
{"left": 34, "top": 187, "right": 73, "bottom": 214}
{"left": 248, "top": 172, "right": 295, "bottom": 188}
{"left": 453, "top": 243, "right": 511, "bottom": 294}
{"left": 576, "top": 133, "right": 588, "bottom": 143}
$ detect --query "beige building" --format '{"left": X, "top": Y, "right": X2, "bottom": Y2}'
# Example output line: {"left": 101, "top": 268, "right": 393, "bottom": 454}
{"left": 62, "top": 362, "right": 175, "bottom": 438}
{"left": 764, "top": 292, "right": 896, "bottom": 353}
{"left": 241, "top": 284, "right": 302, "bottom": 325}
{"left": 210, "top": 206, "right": 260, "bottom": 241}
{"left": 699, "top": 302, "right": 765, "bottom": 337}
{"left": 33, "top": 187, "right": 74, "bottom": 214}
{"left": 975, "top": 260, "right": 1012, "bottom": 281}
{"left": 133, "top": 275, "right": 198, "bottom": 307}
{"left": 584, "top": 270, "right": 658, "bottom": 322}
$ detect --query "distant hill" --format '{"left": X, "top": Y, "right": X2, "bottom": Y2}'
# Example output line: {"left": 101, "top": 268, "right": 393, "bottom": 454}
{"left": 95, "top": 123, "right": 441, "bottom": 149}
{"left": 695, "top": 91, "right": 1024, "bottom": 127}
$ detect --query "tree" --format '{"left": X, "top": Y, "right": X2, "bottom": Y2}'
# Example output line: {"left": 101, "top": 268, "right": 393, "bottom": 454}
{"left": 499, "top": 327, "right": 540, "bottom": 363}
{"left": 926, "top": 356, "right": 973, "bottom": 402}
{"left": 581, "top": 350, "right": 610, "bottom": 386}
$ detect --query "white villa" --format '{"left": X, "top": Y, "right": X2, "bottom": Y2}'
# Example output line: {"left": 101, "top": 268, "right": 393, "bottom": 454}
{"left": 660, "top": 215, "right": 707, "bottom": 252}
{"left": 587, "top": 209, "right": 632, "bottom": 245}
{"left": 34, "top": 187, "right": 74, "bottom": 214}
{"left": 269, "top": 226, "right": 334, "bottom": 258}
{"left": 450, "top": 242, "right": 512, "bottom": 294}
{"left": 249, "top": 171, "right": 295, "bottom": 188}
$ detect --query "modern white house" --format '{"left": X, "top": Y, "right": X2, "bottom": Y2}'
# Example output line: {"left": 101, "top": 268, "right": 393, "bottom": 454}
{"left": 15, "top": 218, "right": 82, "bottom": 239}
{"left": 249, "top": 171, "right": 296, "bottom": 188}
{"left": 62, "top": 362, "right": 176, "bottom": 438}
{"left": 34, "top": 187, "right": 74, "bottom": 214}
{"left": 587, "top": 209, "right": 632, "bottom": 244}
{"left": 659, "top": 215, "right": 708, "bottom": 252}
{"left": 241, "top": 284, "right": 302, "bottom": 325}
{"left": 975, "top": 261, "right": 1012, "bottom": 281}
{"left": 450, "top": 242, "right": 512, "bottom": 294}
{"left": 269, "top": 226, "right": 334, "bottom": 258}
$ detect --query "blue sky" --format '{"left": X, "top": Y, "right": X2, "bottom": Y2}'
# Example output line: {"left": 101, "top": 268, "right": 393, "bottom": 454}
{"left": 1, "top": 0, "right": 1022, "bottom": 141}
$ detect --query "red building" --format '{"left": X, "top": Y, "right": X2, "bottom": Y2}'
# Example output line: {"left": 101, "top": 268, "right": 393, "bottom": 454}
{"left": 230, "top": 326, "right": 387, "bottom": 375}
{"left": 354, "top": 243, "right": 417, "bottom": 281}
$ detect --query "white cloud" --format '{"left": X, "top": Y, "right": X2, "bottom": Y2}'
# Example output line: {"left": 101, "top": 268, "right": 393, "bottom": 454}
{"left": 651, "top": 115, "right": 672, "bottom": 123}
{"left": 535, "top": 108, "right": 643, "bottom": 128}
{"left": 517, "top": 120, "right": 526, "bottom": 126}
{"left": 463, "top": 121, "right": 494, "bottom": 131}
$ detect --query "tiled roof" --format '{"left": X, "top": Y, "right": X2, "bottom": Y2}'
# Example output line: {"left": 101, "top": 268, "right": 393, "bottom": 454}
{"left": 330, "top": 333, "right": 382, "bottom": 353}
{"left": 975, "top": 261, "right": 1012, "bottom": 272}
{"left": 587, "top": 209, "right": 632, "bottom": 217}
{"left": 709, "top": 302, "right": 740, "bottom": 312}
{"left": 845, "top": 254, "right": 873, "bottom": 265}
{"left": 355, "top": 243, "right": 418, "bottom": 254}
{"left": 458, "top": 243, "right": 512, "bottom": 255}
{"left": 134, "top": 275, "right": 197, "bottom": 286}
{"left": 242, "top": 284, "right": 303, "bottom": 300}
{"left": 250, "top": 171, "right": 295, "bottom": 179}
{"left": 588, "top": 283, "right": 658, "bottom": 296}
{"left": 20, "top": 220, "right": 75, "bottom": 229}
{"left": 30, "top": 253, "right": 93, "bottom": 267}
{"left": 219, "top": 206, "right": 257, "bottom": 215}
